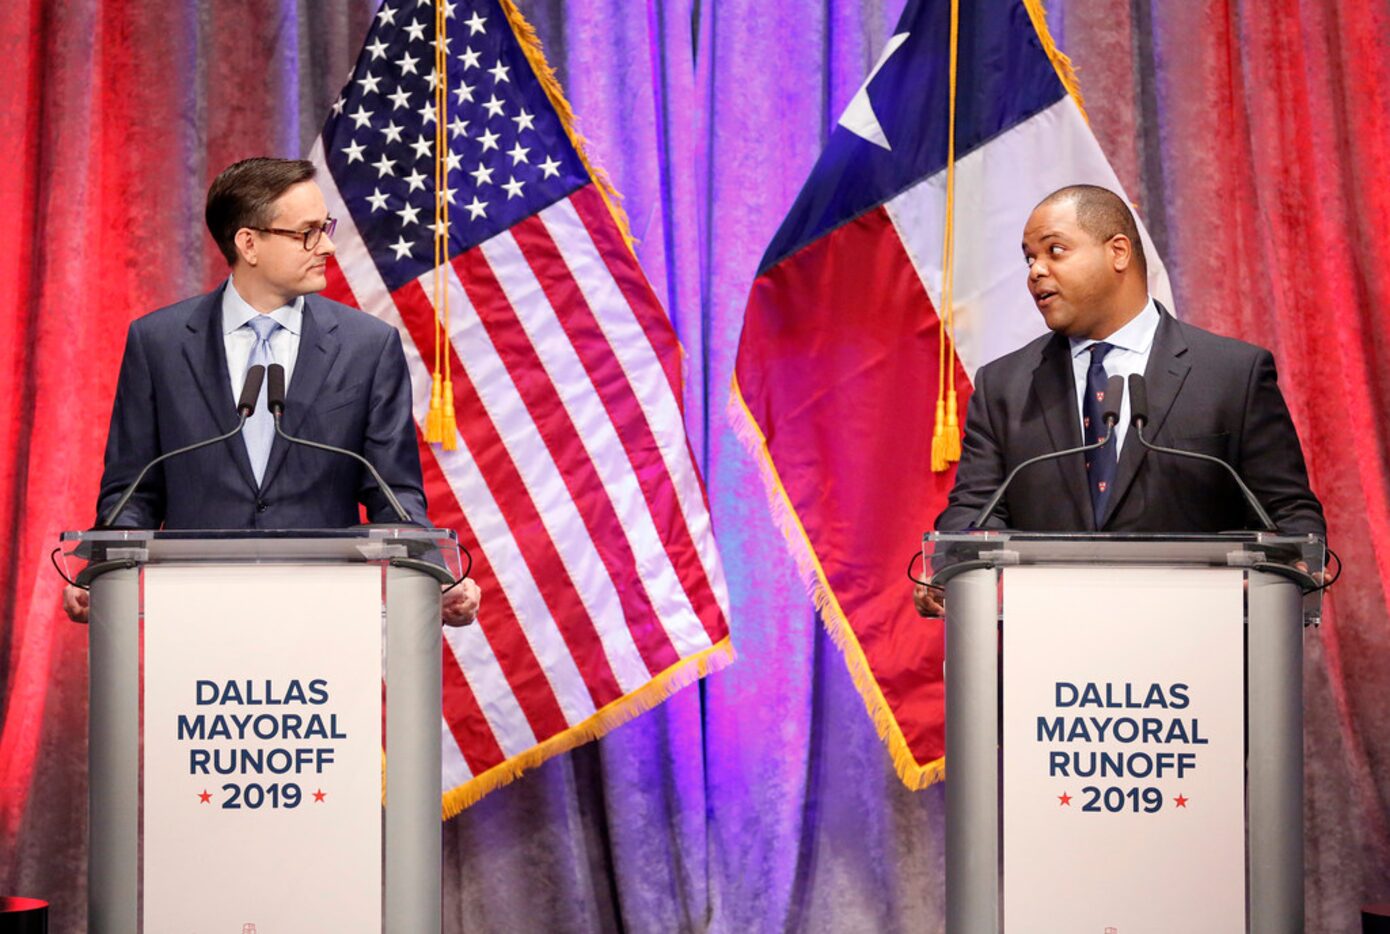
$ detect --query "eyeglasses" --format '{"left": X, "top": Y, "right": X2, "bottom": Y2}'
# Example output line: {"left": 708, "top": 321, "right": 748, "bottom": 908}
{"left": 249, "top": 216, "right": 338, "bottom": 251}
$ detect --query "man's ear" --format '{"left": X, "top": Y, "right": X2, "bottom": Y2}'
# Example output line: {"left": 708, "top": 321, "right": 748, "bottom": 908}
{"left": 1109, "top": 234, "right": 1134, "bottom": 273}
{"left": 234, "top": 228, "right": 259, "bottom": 267}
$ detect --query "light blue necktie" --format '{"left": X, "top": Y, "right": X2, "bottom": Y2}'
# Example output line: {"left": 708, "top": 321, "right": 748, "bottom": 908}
{"left": 243, "top": 316, "right": 282, "bottom": 486}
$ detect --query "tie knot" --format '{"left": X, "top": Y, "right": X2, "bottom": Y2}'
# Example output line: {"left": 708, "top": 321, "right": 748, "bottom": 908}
{"left": 247, "top": 316, "right": 281, "bottom": 341}
{"left": 1089, "top": 341, "right": 1114, "bottom": 365}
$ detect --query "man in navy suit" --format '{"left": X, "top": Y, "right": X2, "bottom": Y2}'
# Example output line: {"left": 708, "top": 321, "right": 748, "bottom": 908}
{"left": 64, "top": 157, "right": 479, "bottom": 625}
{"left": 915, "top": 185, "right": 1324, "bottom": 615}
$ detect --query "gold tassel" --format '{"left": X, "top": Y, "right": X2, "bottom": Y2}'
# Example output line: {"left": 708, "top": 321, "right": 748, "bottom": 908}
{"left": 425, "top": 1, "right": 456, "bottom": 451}
{"left": 441, "top": 380, "right": 458, "bottom": 451}
{"left": 425, "top": 374, "right": 443, "bottom": 443}
{"left": 930, "top": 399, "right": 948, "bottom": 471}
{"left": 929, "top": 0, "right": 961, "bottom": 475}
{"left": 943, "top": 387, "right": 961, "bottom": 462}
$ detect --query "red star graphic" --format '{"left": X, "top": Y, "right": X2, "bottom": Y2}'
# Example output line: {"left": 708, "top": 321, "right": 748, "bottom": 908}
{"left": 1174, "top": 794, "right": 1189, "bottom": 808}
{"left": 1058, "top": 792, "right": 1072, "bottom": 806}
{"left": 198, "top": 790, "right": 212, "bottom": 804}
{"left": 313, "top": 789, "right": 327, "bottom": 802}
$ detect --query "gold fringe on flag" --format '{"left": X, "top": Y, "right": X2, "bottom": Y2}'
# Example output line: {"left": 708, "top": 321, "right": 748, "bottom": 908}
{"left": 441, "top": 637, "right": 737, "bottom": 816}
{"left": 728, "top": 379, "right": 946, "bottom": 789}
{"left": 1021, "top": 0, "right": 1089, "bottom": 121}
{"left": 496, "top": 0, "right": 635, "bottom": 250}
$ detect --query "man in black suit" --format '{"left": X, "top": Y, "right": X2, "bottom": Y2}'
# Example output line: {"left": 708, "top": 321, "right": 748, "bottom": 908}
{"left": 915, "top": 184, "right": 1323, "bottom": 615}
{"left": 63, "top": 157, "right": 480, "bottom": 625}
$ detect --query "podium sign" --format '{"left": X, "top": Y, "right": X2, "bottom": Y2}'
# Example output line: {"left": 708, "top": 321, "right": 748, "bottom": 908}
{"left": 1001, "top": 566, "right": 1245, "bottom": 933}
{"left": 143, "top": 564, "right": 383, "bottom": 931}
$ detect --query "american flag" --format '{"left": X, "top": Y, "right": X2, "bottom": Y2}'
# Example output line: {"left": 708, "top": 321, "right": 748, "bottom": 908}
{"left": 310, "top": 0, "right": 734, "bottom": 814}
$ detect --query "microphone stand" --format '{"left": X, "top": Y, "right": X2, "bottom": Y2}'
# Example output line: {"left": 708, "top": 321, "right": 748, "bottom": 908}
{"left": 1131, "top": 423, "right": 1276, "bottom": 532}
{"left": 269, "top": 415, "right": 413, "bottom": 524}
{"left": 1126, "top": 373, "right": 1276, "bottom": 532}
{"left": 100, "top": 365, "right": 266, "bottom": 528}
{"left": 970, "top": 373, "right": 1126, "bottom": 529}
{"left": 970, "top": 419, "right": 1119, "bottom": 529}
{"left": 264, "top": 364, "right": 412, "bottom": 524}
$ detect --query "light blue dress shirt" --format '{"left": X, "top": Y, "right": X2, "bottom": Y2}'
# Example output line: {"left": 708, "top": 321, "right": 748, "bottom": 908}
{"left": 1068, "top": 298, "right": 1160, "bottom": 453}
{"left": 221, "top": 276, "right": 304, "bottom": 399}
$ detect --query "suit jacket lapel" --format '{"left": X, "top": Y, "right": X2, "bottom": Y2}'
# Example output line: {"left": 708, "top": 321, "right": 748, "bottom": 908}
{"left": 258, "top": 295, "right": 341, "bottom": 492}
{"left": 181, "top": 284, "right": 259, "bottom": 493}
{"left": 1100, "top": 304, "right": 1191, "bottom": 527}
{"left": 1033, "top": 332, "right": 1094, "bottom": 530}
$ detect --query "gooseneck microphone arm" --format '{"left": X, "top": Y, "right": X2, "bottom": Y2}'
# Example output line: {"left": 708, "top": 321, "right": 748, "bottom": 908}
{"left": 1126, "top": 373, "right": 1277, "bottom": 532}
{"left": 970, "top": 374, "right": 1125, "bottom": 529}
{"left": 100, "top": 365, "right": 267, "bottom": 529}
{"left": 265, "top": 364, "right": 413, "bottom": 524}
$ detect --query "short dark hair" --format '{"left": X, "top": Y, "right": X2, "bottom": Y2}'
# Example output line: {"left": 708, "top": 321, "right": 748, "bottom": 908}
{"left": 1037, "top": 184, "right": 1147, "bottom": 276}
{"left": 205, "top": 157, "right": 317, "bottom": 265}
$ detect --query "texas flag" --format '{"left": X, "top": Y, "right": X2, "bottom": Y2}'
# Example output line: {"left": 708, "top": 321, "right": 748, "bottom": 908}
{"left": 732, "top": 0, "right": 1172, "bottom": 786}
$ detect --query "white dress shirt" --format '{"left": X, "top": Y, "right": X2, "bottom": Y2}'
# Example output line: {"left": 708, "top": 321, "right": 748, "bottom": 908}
{"left": 221, "top": 276, "right": 304, "bottom": 400}
{"left": 1068, "top": 298, "right": 1160, "bottom": 453}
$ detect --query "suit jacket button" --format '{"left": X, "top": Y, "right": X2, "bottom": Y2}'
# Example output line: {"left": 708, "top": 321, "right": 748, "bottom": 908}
{"left": 256, "top": 501, "right": 268, "bottom": 513}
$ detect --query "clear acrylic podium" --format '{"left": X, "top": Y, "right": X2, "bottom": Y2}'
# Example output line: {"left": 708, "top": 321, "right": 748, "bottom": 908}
{"left": 928, "top": 531, "right": 1324, "bottom": 934}
{"left": 62, "top": 528, "right": 461, "bottom": 934}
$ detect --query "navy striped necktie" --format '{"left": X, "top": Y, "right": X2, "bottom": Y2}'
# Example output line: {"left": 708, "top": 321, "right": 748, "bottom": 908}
{"left": 1083, "top": 342, "right": 1116, "bottom": 523}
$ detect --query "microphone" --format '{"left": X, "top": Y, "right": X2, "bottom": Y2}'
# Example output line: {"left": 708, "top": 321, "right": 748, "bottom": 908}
{"left": 1126, "top": 373, "right": 1276, "bottom": 531}
{"left": 237, "top": 363, "right": 266, "bottom": 417}
{"left": 100, "top": 365, "right": 266, "bottom": 528}
{"left": 266, "top": 359, "right": 286, "bottom": 416}
{"left": 1101, "top": 371, "right": 1123, "bottom": 425}
{"left": 264, "top": 363, "right": 413, "bottom": 523}
{"left": 971, "top": 374, "right": 1124, "bottom": 528}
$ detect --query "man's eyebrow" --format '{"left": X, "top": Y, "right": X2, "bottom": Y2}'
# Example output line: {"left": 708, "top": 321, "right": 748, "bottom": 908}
{"left": 1022, "top": 230, "right": 1066, "bottom": 250}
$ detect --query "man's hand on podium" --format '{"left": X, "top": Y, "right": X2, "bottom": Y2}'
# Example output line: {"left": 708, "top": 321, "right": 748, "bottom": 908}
{"left": 913, "top": 581, "right": 945, "bottom": 619}
{"left": 62, "top": 584, "right": 90, "bottom": 623}
{"left": 442, "top": 578, "right": 481, "bottom": 627}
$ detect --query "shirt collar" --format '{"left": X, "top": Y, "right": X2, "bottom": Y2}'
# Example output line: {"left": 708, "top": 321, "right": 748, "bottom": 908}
{"left": 1069, "top": 297, "right": 1160, "bottom": 358}
{"left": 221, "top": 275, "right": 305, "bottom": 336}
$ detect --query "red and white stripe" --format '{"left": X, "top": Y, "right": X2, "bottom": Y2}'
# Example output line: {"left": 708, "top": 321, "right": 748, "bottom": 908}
{"left": 310, "top": 142, "right": 732, "bottom": 799}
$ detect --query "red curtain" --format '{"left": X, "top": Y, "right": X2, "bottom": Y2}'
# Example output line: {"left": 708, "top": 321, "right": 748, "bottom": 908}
{"left": 1064, "top": 0, "right": 1390, "bottom": 924}
{"left": 0, "top": 2, "right": 377, "bottom": 920}
{"left": 3, "top": 0, "right": 1390, "bottom": 930}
